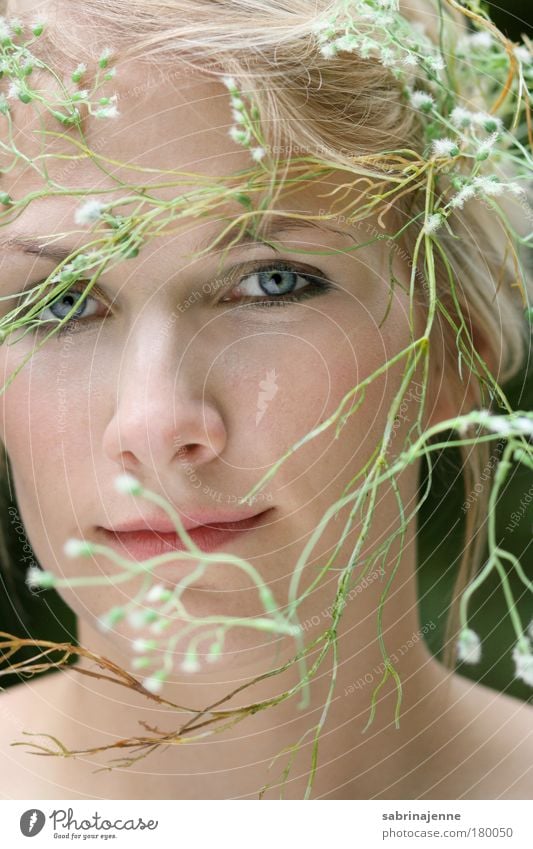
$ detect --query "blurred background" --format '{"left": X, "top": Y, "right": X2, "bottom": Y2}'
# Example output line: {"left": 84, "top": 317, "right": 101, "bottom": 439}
{"left": 1, "top": 2, "right": 532, "bottom": 697}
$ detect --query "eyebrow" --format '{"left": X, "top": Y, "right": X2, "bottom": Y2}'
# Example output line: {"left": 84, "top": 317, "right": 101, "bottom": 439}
{"left": 0, "top": 215, "right": 352, "bottom": 263}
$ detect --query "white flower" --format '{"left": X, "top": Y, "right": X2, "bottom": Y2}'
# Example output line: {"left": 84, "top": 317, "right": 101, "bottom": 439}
{"left": 133, "top": 638, "right": 157, "bottom": 653}
{"left": 221, "top": 75, "right": 238, "bottom": 91}
{"left": 515, "top": 45, "right": 533, "bottom": 65}
{"left": 95, "top": 104, "right": 119, "bottom": 119}
{"left": 469, "top": 31, "right": 493, "bottom": 49}
{"left": 472, "top": 175, "right": 504, "bottom": 196}
{"left": 0, "top": 18, "right": 12, "bottom": 40}
{"left": 401, "top": 53, "right": 418, "bottom": 67}
{"left": 63, "top": 538, "right": 95, "bottom": 558}
{"left": 512, "top": 416, "right": 533, "bottom": 436}
{"left": 449, "top": 184, "right": 476, "bottom": 209}
{"left": 427, "top": 54, "right": 445, "bottom": 72}
{"left": 471, "top": 112, "right": 503, "bottom": 133}
{"left": 512, "top": 640, "right": 533, "bottom": 687}
{"left": 432, "top": 138, "right": 460, "bottom": 158}
{"left": 181, "top": 655, "right": 201, "bottom": 673}
{"left": 320, "top": 42, "right": 338, "bottom": 59}
{"left": 457, "top": 628, "right": 481, "bottom": 664}
{"left": 31, "top": 16, "right": 46, "bottom": 33}
{"left": 7, "top": 80, "right": 21, "bottom": 100}
{"left": 251, "top": 146, "right": 266, "bottom": 161}
{"left": 228, "top": 125, "right": 251, "bottom": 145}
{"left": 142, "top": 674, "right": 165, "bottom": 694}
{"left": 409, "top": 90, "right": 435, "bottom": 112}
{"left": 26, "top": 566, "right": 55, "bottom": 589}
{"left": 334, "top": 34, "right": 359, "bottom": 54}
{"left": 423, "top": 213, "right": 445, "bottom": 236}
{"left": 114, "top": 473, "right": 142, "bottom": 495}
{"left": 145, "top": 583, "right": 170, "bottom": 603}
{"left": 379, "top": 47, "right": 395, "bottom": 67}
{"left": 450, "top": 106, "right": 473, "bottom": 129}
{"left": 127, "top": 610, "right": 147, "bottom": 629}
{"left": 74, "top": 198, "right": 105, "bottom": 226}
{"left": 475, "top": 132, "right": 500, "bottom": 160}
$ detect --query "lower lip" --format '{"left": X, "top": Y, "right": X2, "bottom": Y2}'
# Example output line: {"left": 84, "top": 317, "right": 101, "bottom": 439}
{"left": 98, "top": 510, "right": 273, "bottom": 561}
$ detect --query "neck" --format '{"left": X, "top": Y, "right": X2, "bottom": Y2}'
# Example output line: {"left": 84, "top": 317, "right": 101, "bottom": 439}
{"left": 62, "top": 522, "right": 456, "bottom": 799}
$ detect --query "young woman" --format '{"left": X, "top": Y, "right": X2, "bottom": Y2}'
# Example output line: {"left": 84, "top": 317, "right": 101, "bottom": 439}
{"left": 0, "top": 0, "right": 532, "bottom": 800}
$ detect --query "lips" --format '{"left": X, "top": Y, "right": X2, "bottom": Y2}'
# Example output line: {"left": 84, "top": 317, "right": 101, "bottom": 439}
{"left": 98, "top": 508, "right": 274, "bottom": 560}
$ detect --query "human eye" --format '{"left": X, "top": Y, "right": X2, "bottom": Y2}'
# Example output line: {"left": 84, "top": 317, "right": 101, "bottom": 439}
{"left": 20, "top": 280, "right": 110, "bottom": 335}
{"left": 218, "top": 260, "right": 335, "bottom": 308}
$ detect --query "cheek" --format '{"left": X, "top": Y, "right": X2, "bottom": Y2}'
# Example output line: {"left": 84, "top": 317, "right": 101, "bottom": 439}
{"left": 0, "top": 345, "right": 92, "bottom": 507}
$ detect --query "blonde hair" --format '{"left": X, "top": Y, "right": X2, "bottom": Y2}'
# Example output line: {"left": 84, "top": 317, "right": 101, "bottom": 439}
{"left": 1, "top": 0, "right": 532, "bottom": 668}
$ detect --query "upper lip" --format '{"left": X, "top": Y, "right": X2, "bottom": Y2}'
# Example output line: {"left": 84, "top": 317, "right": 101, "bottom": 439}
{"left": 101, "top": 508, "right": 271, "bottom": 534}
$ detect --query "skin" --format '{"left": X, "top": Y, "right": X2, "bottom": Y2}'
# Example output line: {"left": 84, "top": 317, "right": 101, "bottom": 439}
{"left": 0, "top": 23, "right": 532, "bottom": 800}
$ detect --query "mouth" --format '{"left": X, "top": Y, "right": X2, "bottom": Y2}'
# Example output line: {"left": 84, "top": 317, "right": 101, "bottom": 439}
{"left": 97, "top": 508, "right": 274, "bottom": 561}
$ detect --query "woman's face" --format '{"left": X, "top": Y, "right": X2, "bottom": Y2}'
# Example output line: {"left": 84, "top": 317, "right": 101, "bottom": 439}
{"left": 0, "top": 58, "right": 432, "bottom": 673}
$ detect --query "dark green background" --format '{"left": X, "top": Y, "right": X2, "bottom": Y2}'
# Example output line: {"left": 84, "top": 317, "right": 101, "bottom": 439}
{"left": 1, "top": 2, "right": 532, "bottom": 696}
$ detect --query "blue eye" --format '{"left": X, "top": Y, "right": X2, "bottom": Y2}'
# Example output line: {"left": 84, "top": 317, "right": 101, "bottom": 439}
{"left": 222, "top": 261, "right": 334, "bottom": 307}
{"left": 32, "top": 283, "right": 106, "bottom": 332}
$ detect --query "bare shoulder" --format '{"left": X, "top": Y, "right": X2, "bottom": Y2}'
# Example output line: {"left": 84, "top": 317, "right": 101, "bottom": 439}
{"left": 0, "top": 672, "right": 85, "bottom": 800}
{"left": 446, "top": 673, "right": 533, "bottom": 799}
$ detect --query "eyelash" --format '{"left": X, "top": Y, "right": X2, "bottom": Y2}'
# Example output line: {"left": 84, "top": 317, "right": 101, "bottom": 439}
{"left": 24, "top": 260, "right": 335, "bottom": 336}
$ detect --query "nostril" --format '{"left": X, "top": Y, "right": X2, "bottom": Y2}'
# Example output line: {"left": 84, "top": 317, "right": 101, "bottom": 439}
{"left": 175, "top": 442, "right": 205, "bottom": 465}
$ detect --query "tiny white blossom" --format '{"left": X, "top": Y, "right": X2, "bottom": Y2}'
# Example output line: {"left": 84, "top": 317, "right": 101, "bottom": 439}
{"left": 427, "top": 54, "right": 445, "bottom": 71}
{"left": 133, "top": 638, "right": 157, "bottom": 653}
{"left": 472, "top": 175, "right": 504, "bottom": 196}
{"left": 449, "top": 184, "right": 476, "bottom": 209}
{"left": 142, "top": 675, "right": 165, "bottom": 694}
{"left": 26, "top": 566, "right": 55, "bottom": 589}
{"left": 251, "top": 146, "right": 266, "bottom": 161}
{"left": 181, "top": 655, "right": 201, "bottom": 673}
{"left": 7, "top": 81, "right": 21, "bottom": 99}
{"left": 95, "top": 104, "right": 119, "bottom": 119}
{"left": 64, "top": 538, "right": 95, "bottom": 558}
{"left": 512, "top": 640, "right": 533, "bottom": 687}
{"left": 228, "top": 125, "right": 251, "bottom": 145}
{"left": 114, "top": 473, "right": 142, "bottom": 495}
{"left": 0, "top": 18, "right": 12, "bottom": 40}
{"left": 320, "top": 42, "right": 338, "bottom": 59}
{"left": 146, "top": 583, "right": 170, "bottom": 603}
{"left": 409, "top": 90, "right": 435, "bottom": 112}
{"left": 334, "top": 34, "right": 359, "bottom": 54}
{"left": 127, "top": 610, "right": 147, "bottom": 629}
{"left": 401, "top": 53, "right": 418, "bottom": 67}
{"left": 423, "top": 213, "right": 445, "bottom": 236}
{"left": 476, "top": 132, "right": 500, "bottom": 159}
{"left": 512, "top": 416, "right": 533, "bottom": 435}
{"left": 469, "top": 31, "right": 493, "bottom": 49}
{"left": 515, "top": 45, "right": 533, "bottom": 65}
{"left": 457, "top": 628, "right": 481, "bottom": 664}
{"left": 379, "top": 47, "right": 395, "bottom": 67}
{"left": 508, "top": 183, "right": 526, "bottom": 196}
{"left": 432, "top": 138, "right": 460, "bottom": 158}
{"left": 471, "top": 112, "right": 503, "bottom": 133}
{"left": 74, "top": 198, "right": 105, "bottom": 226}
{"left": 450, "top": 106, "right": 473, "bottom": 129}
{"left": 221, "top": 75, "right": 237, "bottom": 91}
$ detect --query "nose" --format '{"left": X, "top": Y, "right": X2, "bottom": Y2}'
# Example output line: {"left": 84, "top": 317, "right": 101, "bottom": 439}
{"left": 101, "top": 325, "right": 227, "bottom": 476}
